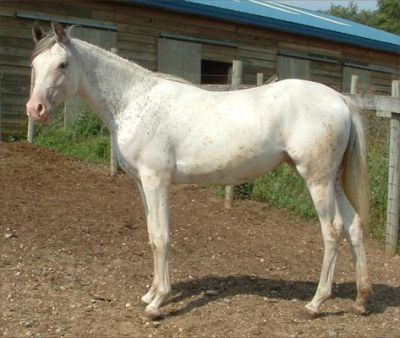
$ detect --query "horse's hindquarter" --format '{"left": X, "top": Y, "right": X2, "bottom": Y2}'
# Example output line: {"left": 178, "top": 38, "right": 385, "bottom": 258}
{"left": 170, "top": 85, "right": 288, "bottom": 185}
{"left": 280, "top": 80, "right": 352, "bottom": 182}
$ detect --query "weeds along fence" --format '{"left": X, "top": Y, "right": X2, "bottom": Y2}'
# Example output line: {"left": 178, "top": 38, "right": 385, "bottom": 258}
{"left": 23, "top": 59, "right": 400, "bottom": 256}
{"left": 346, "top": 78, "right": 400, "bottom": 257}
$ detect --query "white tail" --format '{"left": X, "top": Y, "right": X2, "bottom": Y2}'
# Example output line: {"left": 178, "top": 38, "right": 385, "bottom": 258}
{"left": 341, "top": 95, "right": 370, "bottom": 231}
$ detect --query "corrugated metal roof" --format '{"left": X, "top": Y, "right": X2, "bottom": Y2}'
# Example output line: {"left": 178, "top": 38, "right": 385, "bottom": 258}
{"left": 133, "top": 0, "right": 400, "bottom": 54}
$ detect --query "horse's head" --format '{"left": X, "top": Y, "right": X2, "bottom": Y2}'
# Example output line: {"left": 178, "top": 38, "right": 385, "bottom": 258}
{"left": 26, "top": 22, "right": 80, "bottom": 123}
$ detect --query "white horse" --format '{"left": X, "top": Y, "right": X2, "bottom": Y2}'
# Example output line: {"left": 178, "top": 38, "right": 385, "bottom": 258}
{"left": 27, "top": 22, "right": 371, "bottom": 320}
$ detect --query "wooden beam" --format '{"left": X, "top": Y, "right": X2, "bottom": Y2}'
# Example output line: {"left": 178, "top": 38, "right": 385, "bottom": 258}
{"left": 343, "top": 94, "right": 400, "bottom": 115}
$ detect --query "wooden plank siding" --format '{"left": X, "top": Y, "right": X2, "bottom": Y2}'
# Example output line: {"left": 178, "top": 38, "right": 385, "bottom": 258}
{"left": 0, "top": 14, "right": 33, "bottom": 139}
{"left": 0, "top": 0, "right": 399, "bottom": 139}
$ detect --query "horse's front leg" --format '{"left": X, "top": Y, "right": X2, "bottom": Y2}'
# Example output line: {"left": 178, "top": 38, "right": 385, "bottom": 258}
{"left": 139, "top": 172, "right": 171, "bottom": 319}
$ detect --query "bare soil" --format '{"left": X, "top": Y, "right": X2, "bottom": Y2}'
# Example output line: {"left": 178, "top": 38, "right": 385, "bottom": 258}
{"left": 1, "top": 142, "right": 399, "bottom": 337}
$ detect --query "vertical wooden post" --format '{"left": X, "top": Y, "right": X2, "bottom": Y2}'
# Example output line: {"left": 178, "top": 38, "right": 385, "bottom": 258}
{"left": 257, "top": 73, "right": 264, "bottom": 86}
{"left": 0, "top": 72, "right": 2, "bottom": 142}
{"left": 27, "top": 70, "right": 35, "bottom": 143}
{"left": 110, "top": 47, "right": 119, "bottom": 177}
{"left": 350, "top": 74, "right": 359, "bottom": 95}
{"left": 385, "top": 80, "right": 400, "bottom": 256}
{"left": 225, "top": 60, "right": 243, "bottom": 208}
{"left": 231, "top": 60, "right": 243, "bottom": 89}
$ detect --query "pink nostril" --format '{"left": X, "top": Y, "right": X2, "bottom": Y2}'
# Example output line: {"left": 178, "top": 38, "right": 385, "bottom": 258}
{"left": 37, "top": 103, "right": 44, "bottom": 115}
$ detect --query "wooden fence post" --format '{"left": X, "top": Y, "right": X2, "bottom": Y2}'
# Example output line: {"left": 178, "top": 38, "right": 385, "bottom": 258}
{"left": 110, "top": 47, "right": 119, "bottom": 176}
{"left": 231, "top": 60, "right": 243, "bottom": 90}
{"left": 224, "top": 60, "right": 243, "bottom": 208}
{"left": 350, "top": 74, "right": 359, "bottom": 95}
{"left": 0, "top": 72, "right": 2, "bottom": 142}
{"left": 27, "top": 70, "right": 35, "bottom": 143}
{"left": 257, "top": 73, "right": 264, "bottom": 86}
{"left": 385, "top": 79, "right": 400, "bottom": 256}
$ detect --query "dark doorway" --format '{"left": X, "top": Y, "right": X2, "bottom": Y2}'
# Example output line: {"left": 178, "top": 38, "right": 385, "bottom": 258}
{"left": 201, "top": 60, "right": 231, "bottom": 84}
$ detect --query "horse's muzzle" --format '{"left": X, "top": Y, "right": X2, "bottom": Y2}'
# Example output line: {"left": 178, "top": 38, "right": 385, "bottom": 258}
{"left": 26, "top": 97, "right": 50, "bottom": 124}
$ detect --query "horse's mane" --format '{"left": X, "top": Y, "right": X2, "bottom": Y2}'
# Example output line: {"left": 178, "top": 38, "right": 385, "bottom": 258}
{"left": 32, "top": 28, "right": 194, "bottom": 86}
{"left": 31, "top": 27, "right": 73, "bottom": 60}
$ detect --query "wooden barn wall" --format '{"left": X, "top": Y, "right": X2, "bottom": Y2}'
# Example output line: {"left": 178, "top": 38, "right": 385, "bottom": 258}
{"left": 0, "top": 0, "right": 399, "bottom": 139}
{"left": 0, "top": 14, "right": 33, "bottom": 139}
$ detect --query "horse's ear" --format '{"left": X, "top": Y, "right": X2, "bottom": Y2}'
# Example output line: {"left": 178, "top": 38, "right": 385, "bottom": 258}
{"left": 32, "top": 21, "right": 45, "bottom": 44}
{"left": 51, "top": 21, "right": 70, "bottom": 44}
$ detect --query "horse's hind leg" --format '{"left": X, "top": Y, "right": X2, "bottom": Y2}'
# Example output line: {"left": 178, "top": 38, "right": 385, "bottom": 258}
{"left": 335, "top": 186, "right": 371, "bottom": 314}
{"left": 302, "top": 181, "right": 343, "bottom": 317}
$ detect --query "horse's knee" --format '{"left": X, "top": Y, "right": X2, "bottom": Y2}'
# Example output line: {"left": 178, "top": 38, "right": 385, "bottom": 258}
{"left": 329, "top": 221, "right": 343, "bottom": 241}
{"left": 149, "top": 234, "right": 170, "bottom": 251}
{"left": 322, "top": 222, "right": 341, "bottom": 247}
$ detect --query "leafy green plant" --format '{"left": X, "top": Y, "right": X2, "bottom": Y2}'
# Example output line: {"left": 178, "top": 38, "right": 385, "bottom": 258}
{"left": 251, "top": 164, "right": 316, "bottom": 219}
{"left": 35, "top": 109, "right": 110, "bottom": 164}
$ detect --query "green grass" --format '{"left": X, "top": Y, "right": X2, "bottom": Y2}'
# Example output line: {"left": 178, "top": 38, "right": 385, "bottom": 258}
{"left": 368, "top": 146, "right": 389, "bottom": 242}
{"left": 251, "top": 164, "right": 316, "bottom": 219}
{"left": 35, "top": 109, "right": 110, "bottom": 165}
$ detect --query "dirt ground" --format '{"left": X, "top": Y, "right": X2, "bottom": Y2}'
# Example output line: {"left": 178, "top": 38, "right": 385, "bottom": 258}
{"left": 1, "top": 142, "right": 399, "bottom": 337}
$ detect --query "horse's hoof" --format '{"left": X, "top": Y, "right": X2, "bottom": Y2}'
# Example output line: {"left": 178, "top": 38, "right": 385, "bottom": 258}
{"left": 296, "top": 308, "right": 320, "bottom": 321}
{"left": 144, "top": 306, "right": 161, "bottom": 321}
{"left": 351, "top": 304, "right": 368, "bottom": 316}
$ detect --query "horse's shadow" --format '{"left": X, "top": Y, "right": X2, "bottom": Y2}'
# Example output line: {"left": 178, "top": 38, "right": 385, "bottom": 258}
{"left": 164, "top": 275, "right": 399, "bottom": 318}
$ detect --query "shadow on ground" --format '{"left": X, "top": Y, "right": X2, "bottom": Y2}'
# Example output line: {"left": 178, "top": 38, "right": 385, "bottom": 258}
{"left": 164, "top": 275, "right": 399, "bottom": 318}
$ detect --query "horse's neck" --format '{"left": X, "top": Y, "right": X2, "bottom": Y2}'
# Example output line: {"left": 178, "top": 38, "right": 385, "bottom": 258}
{"left": 75, "top": 40, "right": 157, "bottom": 131}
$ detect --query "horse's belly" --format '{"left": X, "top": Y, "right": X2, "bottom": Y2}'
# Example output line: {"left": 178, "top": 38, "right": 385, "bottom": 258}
{"left": 172, "top": 149, "right": 286, "bottom": 185}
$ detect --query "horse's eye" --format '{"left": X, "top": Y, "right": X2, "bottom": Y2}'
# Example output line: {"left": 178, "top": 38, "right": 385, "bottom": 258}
{"left": 59, "top": 62, "right": 68, "bottom": 69}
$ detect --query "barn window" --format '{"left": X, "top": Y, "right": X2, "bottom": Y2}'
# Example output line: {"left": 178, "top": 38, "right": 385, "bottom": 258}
{"left": 157, "top": 33, "right": 238, "bottom": 85}
{"left": 201, "top": 60, "right": 231, "bottom": 84}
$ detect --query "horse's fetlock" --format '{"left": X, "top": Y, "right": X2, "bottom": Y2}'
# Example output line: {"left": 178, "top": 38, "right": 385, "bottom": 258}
{"left": 357, "top": 281, "right": 372, "bottom": 302}
{"left": 158, "top": 288, "right": 170, "bottom": 298}
{"left": 318, "top": 286, "right": 332, "bottom": 300}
